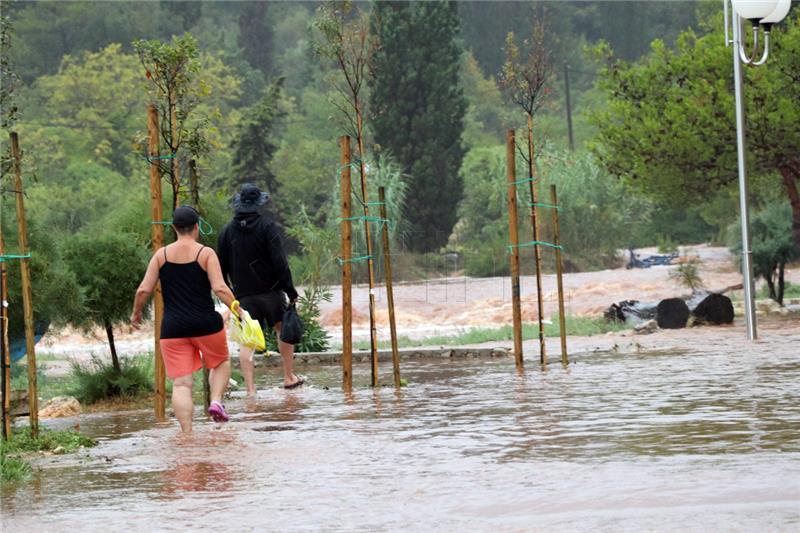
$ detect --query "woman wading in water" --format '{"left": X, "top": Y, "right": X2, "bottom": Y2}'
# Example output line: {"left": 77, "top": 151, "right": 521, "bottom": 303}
{"left": 131, "top": 206, "right": 239, "bottom": 433}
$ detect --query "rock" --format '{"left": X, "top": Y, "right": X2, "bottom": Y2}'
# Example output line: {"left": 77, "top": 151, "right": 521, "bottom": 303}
{"left": 634, "top": 319, "right": 658, "bottom": 335}
{"left": 38, "top": 396, "right": 81, "bottom": 419}
{"left": 52, "top": 446, "right": 66, "bottom": 455}
{"left": 692, "top": 293, "right": 734, "bottom": 325}
{"left": 656, "top": 298, "right": 690, "bottom": 329}
{"left": 757, "top": 299, "right": 781, "bottom": 315}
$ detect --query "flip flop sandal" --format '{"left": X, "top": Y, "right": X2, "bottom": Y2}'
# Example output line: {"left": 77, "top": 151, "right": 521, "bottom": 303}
{"left": 284, "top": 376, "right": 306, "bottom": 390}
{"left": 208, "top": 401, "right": 230, "bottom": 422}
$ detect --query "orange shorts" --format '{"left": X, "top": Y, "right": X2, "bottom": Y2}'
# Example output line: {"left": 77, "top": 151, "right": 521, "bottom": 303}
{"left": 160, "top": 329, "right": 229, "bottom": 379}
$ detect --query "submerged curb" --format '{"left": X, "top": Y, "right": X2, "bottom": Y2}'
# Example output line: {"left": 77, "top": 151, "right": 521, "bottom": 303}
{"left": 236, "top": 347, "right": 513, "bottom": 367}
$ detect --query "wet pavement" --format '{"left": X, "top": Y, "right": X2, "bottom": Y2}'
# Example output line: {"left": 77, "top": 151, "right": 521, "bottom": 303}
{"left": 2, "top": 339, "right": 799, "bottom": 531}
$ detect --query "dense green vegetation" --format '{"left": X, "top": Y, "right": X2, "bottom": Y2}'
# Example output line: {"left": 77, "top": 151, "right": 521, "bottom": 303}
{"left": 0, "top": 0, "right": 796, "bottom": 365}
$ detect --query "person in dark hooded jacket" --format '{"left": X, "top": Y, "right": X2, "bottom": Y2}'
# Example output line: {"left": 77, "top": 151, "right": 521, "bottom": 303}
{"left": 217, "top": 184, "right": 304, "bottom": 394}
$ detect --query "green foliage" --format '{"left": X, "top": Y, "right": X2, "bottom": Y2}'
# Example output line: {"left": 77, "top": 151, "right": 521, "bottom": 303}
{"left": 1, "top": 208, "right": 84, "bottom": 339}
{"left": 451, "top": 146, "right": 510, "bottom": 277}
{"left": 728, "top": 201, "right": 799, "bottom": 305}
{"left": 229, "top": 78, "right": 287, "bottom": 199}
{"left": 669, "top": 259, "right": 704, "bottom": 292}
{"left": 237, "top": 1, "right": 273, "bottom": 76}
{"left": 69, "top": 354, "right": 154, "bottom": 405}
{"left": 1, "top": 426, "right": 97, "bottom": 483}
{"left": 590, "top": 13, "right": 800, "bottom": 249}
{"left": 62, "top": 233, "right": 149, "bottom": 359}
{"left": 2, "top": 426, "right": 96, "bottom": 454}
{"left": 1, "top": 451, "right": 31, "bottom": 483}
{"left": 369, "top": 1, "right": 467, "bottom": 252}
{"left": 1, "top": 9, "right": 19, "bottom": 129}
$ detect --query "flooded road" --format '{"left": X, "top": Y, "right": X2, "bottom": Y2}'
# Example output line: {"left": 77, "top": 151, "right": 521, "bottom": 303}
{"left": 3, "top": 341, "right": 799, "bottom": 531}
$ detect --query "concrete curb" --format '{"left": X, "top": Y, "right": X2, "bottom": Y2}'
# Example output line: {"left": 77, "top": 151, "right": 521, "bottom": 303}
{"left": 235, "top": 346, "right": 513, "bottom": 367}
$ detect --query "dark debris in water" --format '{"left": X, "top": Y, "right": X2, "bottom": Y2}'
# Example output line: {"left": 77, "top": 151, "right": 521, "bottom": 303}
{"left": 252, "top": 425, "right": 297, "bottom": 432}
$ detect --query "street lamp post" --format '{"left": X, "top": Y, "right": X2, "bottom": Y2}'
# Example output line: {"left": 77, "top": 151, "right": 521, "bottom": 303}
{"left": 724, "top": 0, "right": 791, "bottom": 340}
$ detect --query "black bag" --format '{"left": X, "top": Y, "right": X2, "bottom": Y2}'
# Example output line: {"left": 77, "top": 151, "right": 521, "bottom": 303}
{"left": 280, "top": 303, "right": 304, "bottom": 345}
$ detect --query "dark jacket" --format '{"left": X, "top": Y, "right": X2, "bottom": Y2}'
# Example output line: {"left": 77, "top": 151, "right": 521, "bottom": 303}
{"left": 217, "top": 212, "right": 298, "bottom": 301}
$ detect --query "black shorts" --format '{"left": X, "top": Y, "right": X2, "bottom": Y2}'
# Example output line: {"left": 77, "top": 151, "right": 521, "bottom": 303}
{"left": 239, "top": 291, "right": 288, "bottom": 329}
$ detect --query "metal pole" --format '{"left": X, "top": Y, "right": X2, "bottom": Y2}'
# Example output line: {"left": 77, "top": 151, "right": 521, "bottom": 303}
{"left": 506, "top": 130, "right": 524, "bottom": 369}
{"left": 564, "top": 62, "right": 575, "bottom": 151}
{"left": 732, "top": 14, "right": 758, "bottom": 340}
{"left": 340, "top": 136, "right": 353, "bottom": 392}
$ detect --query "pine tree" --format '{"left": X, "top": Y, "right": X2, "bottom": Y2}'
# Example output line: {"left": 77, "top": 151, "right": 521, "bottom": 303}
{"left": 237, "top": 1, "right": 273, "bottom": 76}
{"left": 369, "top": 1, "right": 467, "bottom": 252}
{"left": 230, "top": 78, "right": 286, "bottom": 199}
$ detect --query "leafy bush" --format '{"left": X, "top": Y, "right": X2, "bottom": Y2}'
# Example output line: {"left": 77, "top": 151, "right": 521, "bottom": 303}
{"left": 69, "top": 354, "right": 154, "bottom": 404}
{"left": 728, "top": 202, "right": 799, "bottom": 305}
{"left": 669, "top": 259, "right": 704, "bottom": 292}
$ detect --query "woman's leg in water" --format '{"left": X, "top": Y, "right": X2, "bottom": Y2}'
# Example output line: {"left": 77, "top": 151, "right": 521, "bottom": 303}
{"left": 238, "top": 346, "right": 257, "bottom": 396}
{"left": 172, "top": 373, "right": 195, "bottom": 433}
{"left": 209, "top": 359, "right": 231, "bottom": 402}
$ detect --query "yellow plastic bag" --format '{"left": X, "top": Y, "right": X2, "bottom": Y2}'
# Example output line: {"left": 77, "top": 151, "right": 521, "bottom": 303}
{"left": 229, "top": 301, "right": 266, "bottom": 353}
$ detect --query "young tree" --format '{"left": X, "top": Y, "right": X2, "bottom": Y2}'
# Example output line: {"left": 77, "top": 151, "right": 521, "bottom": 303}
{"left": 369, "top": 1, "right": 467, "bottom": 251}
{"left": 729, "top": 202, "right": 799, "bottom": 306}
{"left": 229, "top": 78, "right": 286, "bottom": 199}
{"left": 63, "top": 234, "right": 148, "bottom": 372}
{"left": 499, "top": 7, "right": 554, "bottom": 357}
{"left": 134, "top": 34, "right": 210, "bottom": 211}
{"left": 237, "top": 1, "right": 273, "bottom": 77}
{"left": 590, "top": 13, "right": 800, "bottom": 252}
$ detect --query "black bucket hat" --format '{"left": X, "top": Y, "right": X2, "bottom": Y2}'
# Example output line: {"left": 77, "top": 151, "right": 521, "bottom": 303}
{"left": 233, "top": 183, "right": 270, "bottom": 213}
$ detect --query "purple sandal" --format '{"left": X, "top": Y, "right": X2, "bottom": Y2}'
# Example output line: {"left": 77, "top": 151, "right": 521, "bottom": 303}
{"left": 208, "top": 401, "right": 229, "bottom": 422}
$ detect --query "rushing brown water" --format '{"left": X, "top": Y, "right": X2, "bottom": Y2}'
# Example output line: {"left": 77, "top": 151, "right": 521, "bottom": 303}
{"left": 3, "top": 340, "right": 800, "bottom": 531}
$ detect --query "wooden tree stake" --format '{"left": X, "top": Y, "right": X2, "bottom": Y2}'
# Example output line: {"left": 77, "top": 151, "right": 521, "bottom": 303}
{"left": 1, "top": 205, "right": 11, "bottom": 439}
{"left": 506, "top": 130, "right": 524, "bottom": 368}
{"left": 340, "top": 136, "right": 353, "bottom": 392}
{"left": 10, "top": 132, "right": 38, "bottom": 437}
{"left": 148, "top": 104, "right": 166, "bottom": 420}
{"left": 550, "top": 185, "right": 568, "bottom": 365}
{"left": 379, "top": 187, "right": 401, "bottom": 388}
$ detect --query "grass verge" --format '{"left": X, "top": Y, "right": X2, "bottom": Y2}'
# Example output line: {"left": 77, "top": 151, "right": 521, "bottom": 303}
{"left": 351, "top": 315, "right": 629, "bottom": 350}
{"left": 1, "top": 427, "right": 97, "bottom": 483}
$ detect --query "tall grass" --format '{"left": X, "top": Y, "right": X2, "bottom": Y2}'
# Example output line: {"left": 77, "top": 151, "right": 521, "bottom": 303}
{"left": 350, "top": 315, "right": 628, "bottom": 350}
{"left": 69, "top": 354, "right": 154, "bottom": 404}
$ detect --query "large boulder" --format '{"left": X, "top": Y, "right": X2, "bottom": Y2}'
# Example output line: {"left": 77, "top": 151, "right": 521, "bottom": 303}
{"left": 692, "top": 293, "right": 734, "bottom": 325}
{"left": 656, "top": 298, "right": 690, "bottom": 329}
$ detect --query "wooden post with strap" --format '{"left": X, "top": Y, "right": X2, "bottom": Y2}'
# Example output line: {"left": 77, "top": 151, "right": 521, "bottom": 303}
{"left": 148, "top": 105, "right": 166, "bottom": 420}
{"left": 10, "top": 131, "right": 38, "bottom": 437}
{"left": 340, "top": 136, "right": 353, "bottom": 392}
{"left": 506, "top": 130, "right": 524, "bottom": 369}
{"left": 378, "top": 187, "right": 401, "bottom": 388}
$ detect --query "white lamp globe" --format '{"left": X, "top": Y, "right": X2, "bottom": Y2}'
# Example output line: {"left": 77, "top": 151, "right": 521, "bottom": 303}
{"left": 731, "top": 0, "right": 779, "bottom": 20}
{"left": 760, "top": 0, "right": 791, "bottom": 24}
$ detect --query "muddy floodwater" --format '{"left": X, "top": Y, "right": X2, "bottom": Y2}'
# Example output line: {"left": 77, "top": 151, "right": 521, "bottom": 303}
{"left": 3, "top": 339, "right": 800, "bottom": 531}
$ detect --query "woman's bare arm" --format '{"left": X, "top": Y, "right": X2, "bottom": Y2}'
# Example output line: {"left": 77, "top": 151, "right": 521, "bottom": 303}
{"left": 130, "top": 251, "right": 162, "bottom": 328}
{"left": 202, "top": 248, "right": 237, "bottom": 311}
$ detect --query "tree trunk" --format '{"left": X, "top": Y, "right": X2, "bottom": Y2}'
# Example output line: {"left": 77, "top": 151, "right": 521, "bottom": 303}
{"left": 105, "top": 320, "right": 121, "bottom": 373}
{"left": 766, "top": 272, "right": 777, "bottom": 302}
{"left": 777, "top": 261, "right": 785, "bottom": 307}
{"left": 778, "top": 162, "right": 800, "bottom": 253}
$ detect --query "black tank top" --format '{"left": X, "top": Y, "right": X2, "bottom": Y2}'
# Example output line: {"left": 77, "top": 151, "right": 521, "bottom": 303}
{"left": 159, "top": 246, "right": 224, "bottom": 339}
